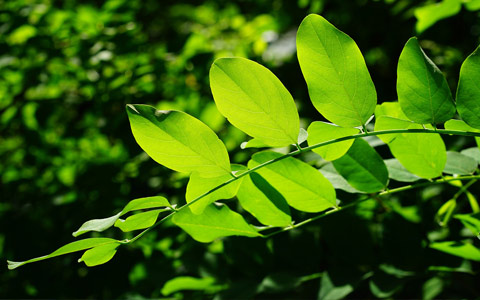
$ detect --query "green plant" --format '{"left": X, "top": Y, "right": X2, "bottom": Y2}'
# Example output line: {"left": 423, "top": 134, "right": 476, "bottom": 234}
{"left": 7, "top": 13, "right": 480, "bottom": 297}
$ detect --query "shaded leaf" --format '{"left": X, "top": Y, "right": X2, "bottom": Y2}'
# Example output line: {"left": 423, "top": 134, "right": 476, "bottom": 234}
{"left": 210, "top": 57, "right": 299, "bottom": 147}
{"left": 297, "top": 14, "right": 376, "bottom": 127}
{"left": 249, "top": 151, "right": 336, "bottom": 212}
{"left": 127, "top": 104, "right": 231, "bottom": 178}
{"left": 397, "top": 37, "right": 455, "bottom": 124}
{"left": 319, "top": 163, "right": 360, "bottom": 193}
{"left": 307, "top": 121, "right": 359, "bottom": 161}
{"left": 384, "top": 158, "right": 421, "bottom": 182}
{"left": 444, "top": 151, "right": 477, "bottom": 175}
{"left": 332, "top": 139, "right": 388, "bottom": 193}
{"left": 172, "top": 204, "right": 260, "bottom": 243}
{"left": 456, "top": 45, "right": 480, "bottom": 129}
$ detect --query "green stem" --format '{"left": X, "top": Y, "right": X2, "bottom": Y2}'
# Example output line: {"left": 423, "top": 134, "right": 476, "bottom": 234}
{"left": 125, "top": 128, "right": 480, "bottom": 244}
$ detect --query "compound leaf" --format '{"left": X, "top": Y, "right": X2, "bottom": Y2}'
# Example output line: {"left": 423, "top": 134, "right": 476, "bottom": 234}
{"left": 397, "top": 37, "right": 455, "bottom": 125}
{"left": 114, "top": 209, "right": 163, "bottom": 232}
{"left": 186, "top": 165, "right": 246, "bottom": 214}
{"left": 456, "top": 45, "right": 480, "bottom": 129}
{"left": 172, "top": 204, "right": 260, "bottom": 243}
{"left": 307, "top": 121, "right": 359, "bottom": 161}
{"left": 127, "top": 104, "right": 231, "bottom": 178}
{"left": 210, "top": 57, "right": 299, "bottom": 147}
{"left": 7, "top": 238, "right": 118, "bottom": 270}
{"left": 78, "top": 243, "right": 119, "bottom": 267}
{"left": 297, "top": 14, "right": 376, "bottom": 128}
{"left": 332, "top": 138, "right": 388, "bottom": 193}
{"left": 248, "top": 151, "right": 336, "bottom": 213}
{"left": 237, "top": 172, "right": 291, "bottom": 227}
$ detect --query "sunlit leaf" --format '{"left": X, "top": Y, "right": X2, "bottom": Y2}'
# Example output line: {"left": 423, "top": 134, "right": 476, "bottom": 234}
{"left": 464, "top": 0, "right": 480, "bottom": 10}
{"left": 436, "top": 199, "right": 457, "bottom": 227}
{"left": 115, "top": 209, "right": 163, "bottom": 232}
{"left": 161, "top": 276, "right": 220, "bottom": 296}
{"left": 430, "top": 241, "right": 480, "bottom": 261}
{"left": 210, "top": 57, "right": 299, "bottom": 147}
{"left": 78, "top": 243, "right": 119, "bottom": 267}
{"left": 307, "top": 121, "right": 359, "bottom": 161}
{"left": 237, "top": 172, "right": 291, "bottom": 226}
{"left": 127, "top": 104, "right": 231, "bottom": 178}
{"left": 414, "top": 0, "right": 461, "bottom": 34}
{"left": 172, "top": 204, "right": 260, "bottom": 243}
{"left": 186, "top": 165, "right": 246, "bottom": 214}
{"left": 297, "top": 14, "right": 376, "bottom": 127}
{"left": 249, "top": 151, "right": 336, "bottom": 212}
{"left": 332, "top": 139, "right": 388, "bottom": 193}
{"left": 72, "top": 213, "right": 122, "bottom": 237}
{"left": 7, "top": 238, "right": 118, "bottom": 270}
{"left": 444, "top": 119, "right": 480, "bottom": 147}
{"left": 456, "top": 45, "right": 480, "bottom": 129}
{"left": 397, "top": 37, "right": 455, "bottom": 125}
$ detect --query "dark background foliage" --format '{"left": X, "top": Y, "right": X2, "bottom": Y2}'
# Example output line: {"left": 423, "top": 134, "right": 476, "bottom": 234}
{"left": 1, "top": 0, "right": 480, "bottom": 298}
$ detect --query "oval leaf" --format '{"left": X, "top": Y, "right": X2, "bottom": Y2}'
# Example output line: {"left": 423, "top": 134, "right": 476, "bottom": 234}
{"left": 248, "top": 151, "right": 336, "bottom": 212}
{"left": 210, "top": 57, "right": 299, "bottom": 147}
{"left": 456, "top": 45, "right": 480, "bottom": 129}
{"left": 161, "top": 277, "right": 218, "bottom": 296}
{"left": 444, "top": 151, "right": 478, "bottom": 175}
{"left": 114, "top": 209, "right": 163, "bottom": 232}
{"left": 384, "top": 158, "right": 421, "bottom": 183}
{"left": 7, "top": 238, "right": 117, "bottom": 270}
{"left": 79, "top": 243, "right": 119, "bottom": 267}
{"left": 332, "top": 138, "right": 388, "bottom": 193}
{"left": 397, "top": 37, "right": 455, "bottom": 125}
{"left": 237, "top": 172, "right": 291, "bottom": 227}
{"left": 172, "top": 204, "right": 260, "bottom": 243}
{"left": 297, "top": 14, "right": 377, "bottom": 127}
{"left": 186, "top": 165, "right": 246, "bottom": 214}
{"left": 127, "top": 104, "right": 231, "bottom": 178}
{"left": 307, "top": 121, "right": 359, "bottom": 161}
{"left": 414, "top": 0, "right": 462, "bottom": 34}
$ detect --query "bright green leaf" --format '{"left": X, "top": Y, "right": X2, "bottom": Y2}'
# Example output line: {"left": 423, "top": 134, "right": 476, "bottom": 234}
{"left": 454, "top": 214, "right": 480, "bottom": 236}
{"left": 464, "top": 0, "right": 480, "bottom": 10}
{"left": 115, "top": 209, "right": 163, "bottom": 232}
{"left": 332, "top": 139, "right": 388, "bottom": 193}
{"left": 7, "top": 238, "right": 117, "bottom": 270}
{"left": 436, "top": 199, "right": 457, "bottom": 227}
{"left": 237, "top": 172, "right": 291, "bottom": 227}
{"left": 456, "top": 45, "right": 480, "bottom": 129}
{"left": 248, "top": 151, "right": 336, "bottom": 212}
{"left": 127, "top": 104, "right": 231, "bottom": 178}
{"left": 444, "top": 151, "right": 478, "bottom": 175}
{"left": 79, "top": 243, "right": 119, "bottom": 267}
{"left": 397, "top": 37, "right": 455, "bottom": 125}
{"left": 186, "top": 165, "right": 246, "bottom": 214}
{"left": 240, "top": 138, "right": 270, "bottom": 149}
{"left": 72, "top": 213, "right": 122, "bottom": 237}
{"left": 172, "top": 204, "right": 260, "bottom": 243}
{"left": 430, "top": 241, "right": 480, "bottom": 261}
{"left": 307, "top": 122, "right": 359, "bottom": 161}
{"left": 161, "top": 276, "right": 220, "bottom": 296}
{"left": 414, "top": 0, "right": 462, "bottom": 34}
{"left": 297, "top": 14, "right": 377, "bottom": 127}
{"left": 444, "top": 119, "right": 480, "bottom": 147}
{"left": 384, "top": 158, "right": 421, "bottom": 182}
{"left": 375, "top": 102, "right": 409, "bottom": 120}
{"left": 210, "top": 57, "right": 299, "bottom": 147}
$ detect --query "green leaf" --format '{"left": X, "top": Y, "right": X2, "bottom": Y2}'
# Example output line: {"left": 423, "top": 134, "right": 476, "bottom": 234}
{"left": 397, "top": 37, "right": 455, "bottom": 125}
{"left": 296, "top": 14, "right": 377, "bottom": 127}
{"left": 444, "top": 119, "right": 480, "bottom": 147}
{"left": 210, "top": 57, "right": 299, "bottom": 147}
{"left": 307, "top": 121, "right": 359, "bottom": 161}
{"left": 248, "top": 151, "right": 336, "bottom": 212}
{"left": 78, "top": 243, "right": 119, "bottom": 267}
{"left": 375, "top": 115, "right": 446, "bottom": 179}
{"left": 72, "top": 196, "right": 171, "bottom": 237}
{"left": 172, "top": 204, "right": 260, "bottom": 243}
{"left": 444, "top": 151, "right": 478, "bottom": 175}
{"left": 161, "top": 276, "right": 220, "bottom": 296}
{"left": 375, "top": 102, "right": 409, "bottom": 120}
{"left": 454, "top": 214, "right": 480, "bottom": 237}
{"left": 422, "top": 277, "right": 444, "bottom": 300}
{"left": 332, "top": 139, "right": 388, "bottom": 193}
{"left": 127, "top": 104, "right": 231, "bottom": 178}
{"left": 186, "top": 165, "right": 246, "bottom": 214}
{"left": 414, "top": 0, "right": 462, "bottom": 34}
{"left": 436, "top": 199, "right": 457, "bottom": 227}
{"left": 319, "top": 163, "right": 360, "bottom": 193}
{"left": 240, "top": 138, "right": 270, "bottom": 149}
{"left": 461, "top": 147, "right": 480, "bottom": 164}
{"left": 318, "top": 268, "right": 368, "bottom": 300}
{"left": 237, "top": 172, "right": 291, "bottom": 227}
{"left": 114, "top": 209, "right": 163, "bottom": 232}
{"left": 464, "top": 0, "right": 480, "bottom": 10}
{"left": 7, "top": 238, "right": 118, "bottom": 270}
{"left": 384, "top": 158, "right": 421, "bottom": 182}
{"left": 430, "top": 241, "right": 480, "bottom": 261}
{"left": 456, "top": 45, "right": 480, "bottom": 129}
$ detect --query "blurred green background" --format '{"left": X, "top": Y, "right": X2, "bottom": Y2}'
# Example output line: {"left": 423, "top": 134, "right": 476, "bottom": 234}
{"left": 2, "top": 0, "right": 480, "bottom": 298}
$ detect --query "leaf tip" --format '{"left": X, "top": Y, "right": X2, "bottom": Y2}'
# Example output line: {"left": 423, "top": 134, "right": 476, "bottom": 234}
{"left": 7, "top": 260, "right": 23, "bottom": 270}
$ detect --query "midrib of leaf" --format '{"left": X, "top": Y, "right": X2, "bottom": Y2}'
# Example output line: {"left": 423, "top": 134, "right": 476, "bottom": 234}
{"left": 213, "top": 64, "right": 296, "bottom": 142}
{"left": 309, "top": 18, "right": 364, "bottom": 125}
